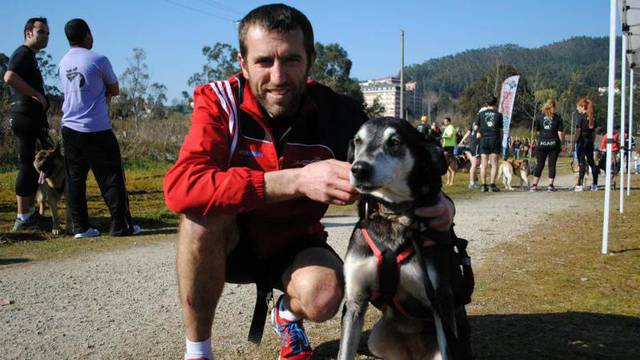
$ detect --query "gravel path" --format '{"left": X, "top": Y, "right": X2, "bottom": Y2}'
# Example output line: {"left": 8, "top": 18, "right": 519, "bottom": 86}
{"left": 0, "top": 175, "right": 584, "bottom": 359}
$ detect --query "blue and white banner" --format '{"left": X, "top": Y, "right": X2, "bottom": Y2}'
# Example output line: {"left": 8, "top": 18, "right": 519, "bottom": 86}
{"left": 498, "top": 75, "right": 520, "bottom": 150}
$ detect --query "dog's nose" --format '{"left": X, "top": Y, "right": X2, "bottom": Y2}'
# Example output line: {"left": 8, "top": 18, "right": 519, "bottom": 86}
{"left": 351, "top": 161, "right": 373, "bottom": 181}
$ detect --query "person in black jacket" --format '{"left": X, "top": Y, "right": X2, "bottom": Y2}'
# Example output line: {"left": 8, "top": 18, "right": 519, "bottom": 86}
{"left": 574, "top": 98, "right": 599, "bottom": 191}
{"left": 530, "top": 99, "right": 564, "bottom": 192}
{"left": 4, "top": 17, "right": 51, "bottom": 231}
{"left": 474, "top": 95, "right": 503, "bottom": 192}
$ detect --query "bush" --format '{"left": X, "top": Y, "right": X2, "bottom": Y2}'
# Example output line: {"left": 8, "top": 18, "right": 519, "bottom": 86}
{"left": 0, "top": 112, "right": 189, "bottom": 172}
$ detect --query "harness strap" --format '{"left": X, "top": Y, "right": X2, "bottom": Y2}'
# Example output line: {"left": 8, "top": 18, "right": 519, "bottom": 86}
{"left": 361, "top": 227, "right": 415, "bottom": 315}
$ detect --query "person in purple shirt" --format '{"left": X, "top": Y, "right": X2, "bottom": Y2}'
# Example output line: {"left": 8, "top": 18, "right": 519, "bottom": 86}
{"left": 58, "top": 18, "right": 140, "bottom": 238}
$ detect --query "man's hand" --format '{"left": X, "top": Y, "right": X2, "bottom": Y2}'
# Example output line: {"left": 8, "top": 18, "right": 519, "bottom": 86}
{"left": 296, "top": 159, "right": 359, "bottom": 205}
{"left": 414, "top": 192, "right": 455, "bottom": 231}
{"left": 32, "top": 93, "right": 48, "bottom": 109}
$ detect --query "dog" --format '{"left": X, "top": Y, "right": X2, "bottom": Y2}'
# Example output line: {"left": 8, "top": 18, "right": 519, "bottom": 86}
{"left": 569, "top": 158, "right": 588, "bottom": 189}
{"left": 33, "top": 143, "right": 67, "bottom": 235}
{"left": 498, "top": 159, "right": 529, "bottom": 191}
{"left": 338, "top": 117, "right": 473, "bottom": 360}
{"left": 443, "top": 151, "right": 457, "bottom": 186}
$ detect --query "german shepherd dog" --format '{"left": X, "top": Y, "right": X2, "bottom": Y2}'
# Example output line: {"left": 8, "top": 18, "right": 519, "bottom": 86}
{"left": 338, "top": 117, "right": 472, "bottom": 360}
{"left": 33, "top": 143, "right": 67, "bottom": 235}
{"left": 443, "top": 151, "right": 471, "bottom": 186}
{"left": 498, "top": 159, "right": 530, "bottom": 191}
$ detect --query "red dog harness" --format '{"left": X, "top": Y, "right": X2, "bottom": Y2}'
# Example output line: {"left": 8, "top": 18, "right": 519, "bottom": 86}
{"left": 360, "top": 226, "right": 424, "bottom": 318}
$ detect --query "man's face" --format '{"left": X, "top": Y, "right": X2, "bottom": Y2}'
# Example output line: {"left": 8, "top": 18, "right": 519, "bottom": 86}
{"left": 26, "top": 21, "right": 49, "bottom": 50}
{"left": 239, "top": 25, "right": 312, "bottom": 118}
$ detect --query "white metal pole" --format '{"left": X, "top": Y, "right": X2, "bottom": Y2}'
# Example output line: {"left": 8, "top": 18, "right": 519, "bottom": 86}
{"left": 620, "top": 34, "right": 627, "bottom": 213}
{"left": 629, "top": 68, "right": 635, "bottom": 196}
{"left": 603, "top": 0, "right": 617, "bottom": 255}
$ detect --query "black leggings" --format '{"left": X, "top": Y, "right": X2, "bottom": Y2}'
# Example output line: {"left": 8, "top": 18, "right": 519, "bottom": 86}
{"left": 577, "top": 139, "right": 598, "bottom": 186}
{"left": 534, "top": 146, "right": 560, "bottom": 179}
{"left": 10, "top": 112, "right": 51, "bottom": 197}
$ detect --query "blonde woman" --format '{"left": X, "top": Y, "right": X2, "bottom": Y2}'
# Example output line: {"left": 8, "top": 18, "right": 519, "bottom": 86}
{"left": 530, "top": 99, "right": 564, "bottom": 192}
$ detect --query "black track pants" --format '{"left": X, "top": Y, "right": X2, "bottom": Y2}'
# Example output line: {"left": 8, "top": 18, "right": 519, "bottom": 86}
{"left": 62, "top": 126, "right": 133, "bottom": 235}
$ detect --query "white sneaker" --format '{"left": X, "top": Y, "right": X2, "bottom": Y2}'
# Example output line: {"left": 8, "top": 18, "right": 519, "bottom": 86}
{"left": 74, "top": 228, "right": 100, "bottom": 239}
{"left": 574, "top": 185, "right": 583, "bottom": 192}
{"left": 131, "top": 224, "right": 142, "bottom": 235}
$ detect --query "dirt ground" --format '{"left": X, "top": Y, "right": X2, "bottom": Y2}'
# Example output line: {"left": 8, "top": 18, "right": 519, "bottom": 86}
{"left": 1, "top": 174, "right": 630, "bottom": 359}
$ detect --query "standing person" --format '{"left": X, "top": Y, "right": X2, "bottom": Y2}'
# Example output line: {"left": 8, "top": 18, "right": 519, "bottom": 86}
{"left": 416, "top": 114, "right": 430, "bottom": 136}
{"left": 430, "top": 121, "right": 442, "bottom": 144}
{"left": 513, "top": 137, "right": 522, "bottom": 159}
{"left": 441, "top": 116, "right": 456, "bottom": 154}
{"left": 574, "top": 98, "right": 599, "bottom": 191}
{"left": 530, "top": 99, "right": 564, "bottom": 192}
{"left": 458, "top": 122, "right": 481, "bottom": 189}
{"left": 163, "top": 4, "right": 457, "bottom": 360}
{"left": 58, "top": 19, "right": 140, "bottom": 238}
{"left": 4, "top": 17, "right": 51, "bottom": 231}
{"left": 600, "top": 128, "right": 621, "bottom": 189}
{"left": 474, "top": 95, "right": 503, "bottom": 192}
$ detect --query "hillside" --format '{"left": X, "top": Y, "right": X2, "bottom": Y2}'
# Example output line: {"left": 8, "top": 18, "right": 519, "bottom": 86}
{"left": 405, "top": 36, "right": 616, "bottom": 98}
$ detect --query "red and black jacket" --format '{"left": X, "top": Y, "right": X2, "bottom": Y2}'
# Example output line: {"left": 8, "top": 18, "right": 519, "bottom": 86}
{"left": 164, "top": 74, "right": 366, "bottom": 258}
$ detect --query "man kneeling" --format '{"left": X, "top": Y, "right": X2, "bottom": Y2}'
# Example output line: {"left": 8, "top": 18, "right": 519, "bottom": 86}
{"left": 164, "top": 4, "right": 455, "bottom": 359}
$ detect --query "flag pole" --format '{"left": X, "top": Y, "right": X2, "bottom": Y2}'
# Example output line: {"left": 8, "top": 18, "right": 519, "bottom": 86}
{"left": 603, "top": 0, "right": 618, "bottom": 255}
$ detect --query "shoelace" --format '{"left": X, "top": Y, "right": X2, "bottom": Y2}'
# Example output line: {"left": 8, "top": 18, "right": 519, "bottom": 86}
{"left": 278, "top": 321, "right": 310, "bottom": 353}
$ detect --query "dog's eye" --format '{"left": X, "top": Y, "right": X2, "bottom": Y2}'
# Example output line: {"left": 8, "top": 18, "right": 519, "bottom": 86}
{"left": 387, "top": 137, "right": 401, "bottom": 147}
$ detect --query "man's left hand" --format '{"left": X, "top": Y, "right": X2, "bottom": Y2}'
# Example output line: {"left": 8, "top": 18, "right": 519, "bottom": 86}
{"left": 414, "top": 192, "right": 455, "bottom": 231}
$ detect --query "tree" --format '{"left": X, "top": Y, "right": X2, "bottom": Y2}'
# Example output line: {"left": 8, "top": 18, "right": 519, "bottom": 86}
{"left": 0, "top": 52, "right": 10, "bottom": 118}
{"left": 147, "top": 82, "right": 168, "bottom": 118}
{"left": 120, "top": 48, "right": 150, "bottom": 124}
{"left": 310, "top": 42, "right": 363, "bottom": 103}
{"left": 364, "top": 97, "right": 385, "bottom": 118}
{"left": 188, "top": 43, "right": 239, "bottom": 88}
{"left": 36, "top": 50, "right": 62, "bottom": 97}
{"left": 458, "top": 64, "right": 534, "bottom": 128}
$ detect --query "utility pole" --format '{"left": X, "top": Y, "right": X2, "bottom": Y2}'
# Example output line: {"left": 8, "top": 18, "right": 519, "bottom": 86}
{"left": 400, "top": 30, "right": 405, "bottom": 120}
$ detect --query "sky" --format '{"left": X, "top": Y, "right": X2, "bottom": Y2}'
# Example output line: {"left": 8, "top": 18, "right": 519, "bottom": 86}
{"left": 1, "top": 0, "right": 616, "bottom": 102}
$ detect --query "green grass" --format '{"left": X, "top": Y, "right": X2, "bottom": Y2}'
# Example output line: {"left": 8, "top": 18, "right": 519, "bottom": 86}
{"left": 0, "top": 162, "right": 178, "bottom": 261}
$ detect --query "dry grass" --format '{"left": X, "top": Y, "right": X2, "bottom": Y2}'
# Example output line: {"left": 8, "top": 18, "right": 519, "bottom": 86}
{"left": 467, "top": 175, "right": 640, "bottom": 359}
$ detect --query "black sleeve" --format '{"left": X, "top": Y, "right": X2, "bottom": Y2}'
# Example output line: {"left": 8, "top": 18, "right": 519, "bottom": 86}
{"left": 473, "top": 113, "right": 481, "bottom": 128}
{"left": 556, "top": 114, "right": 563, "bottom": 132}
{"left": 497, "top": 113, "right": 504, "bottom": 130}
{"left": 576, "top": 116, "right": 583, "bottom": 129}
{"left": 7, "top": 47, "right": 29, "bottom": 74}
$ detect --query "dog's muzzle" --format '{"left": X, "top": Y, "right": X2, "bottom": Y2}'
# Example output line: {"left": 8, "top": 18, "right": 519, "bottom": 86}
{"left": 351, "top": 161, "right": 373, "bottom": 182}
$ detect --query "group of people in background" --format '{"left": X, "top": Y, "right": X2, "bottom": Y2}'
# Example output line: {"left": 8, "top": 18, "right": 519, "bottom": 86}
{"left": 418, "top": 95, "right": 636, "bottom": 193}
{"left": 5, "top": 17, "right": 140, "bottom": 237}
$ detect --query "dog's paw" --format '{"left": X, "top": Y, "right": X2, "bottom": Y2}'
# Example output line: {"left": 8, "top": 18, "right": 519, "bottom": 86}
{"left": 52, "top": 228, "right": 64, "bottom": 236}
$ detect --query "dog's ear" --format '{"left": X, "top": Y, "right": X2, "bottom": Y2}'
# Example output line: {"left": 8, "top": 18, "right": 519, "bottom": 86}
{"left": 347, "top": 138, "right": 355, "bottom": 164}
{"left": 423, "top": 140, "right": 447, "bottom": 176}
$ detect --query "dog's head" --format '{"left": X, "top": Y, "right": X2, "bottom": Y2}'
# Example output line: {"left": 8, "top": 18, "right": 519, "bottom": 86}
{"left": 347, "top": 117, "right": 446, "bottom": 208}
{"left": 512, "top": 159, "right": 528, "bottom": 171}
{"left": 33, "top": 143, "right": 63, "bottom": 178}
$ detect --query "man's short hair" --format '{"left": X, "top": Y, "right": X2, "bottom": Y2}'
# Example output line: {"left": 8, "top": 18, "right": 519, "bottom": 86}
{"left": 238, "top": 3, "right": 315, "bottom": 65}
{"left": 64, "top": 18, "right": 91, "bottom": 46}
{"left": 485, "top": 95, "right": 498, "bottom": 106}
{"left": 24, "top": 17, "right": 47, "bottom": 38}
